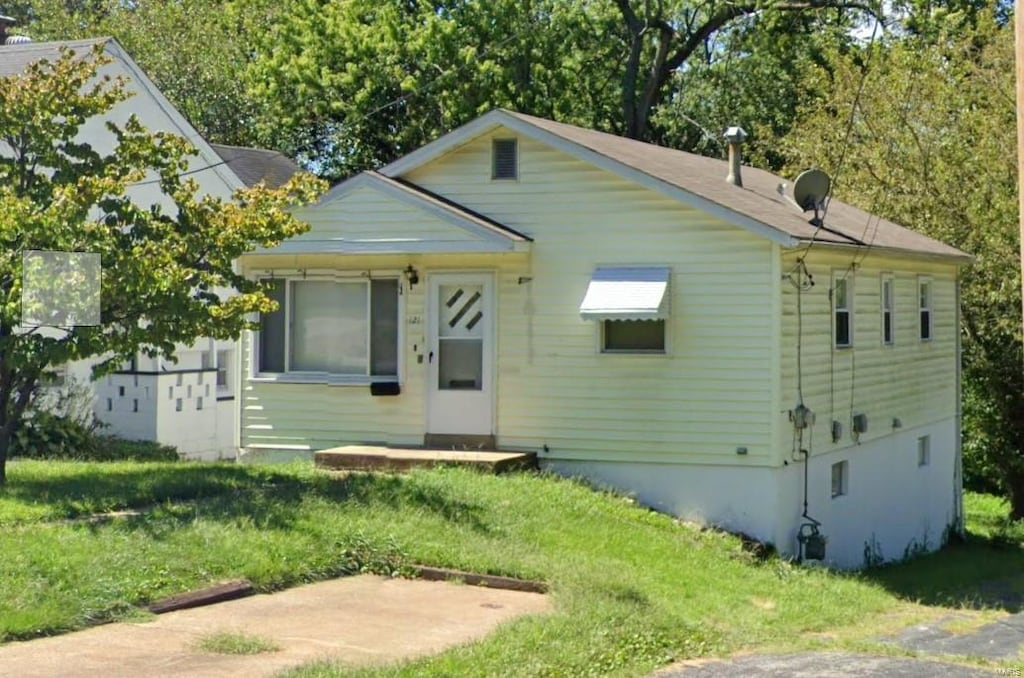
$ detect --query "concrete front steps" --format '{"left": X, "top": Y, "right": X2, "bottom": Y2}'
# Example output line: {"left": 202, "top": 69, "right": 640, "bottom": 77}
{"left": 314, "top": 445, "right": 537, "bottom": 474}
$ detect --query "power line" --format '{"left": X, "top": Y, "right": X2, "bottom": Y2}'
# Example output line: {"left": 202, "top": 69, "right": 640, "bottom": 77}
{"left": 796, "top": 11, "right": 884, "bottom": 264}
{"left": 130, "top": 159, "right": 231, "bottom": 187}
{"left": 130, "top": 13, "right": 546, "bottom": 185}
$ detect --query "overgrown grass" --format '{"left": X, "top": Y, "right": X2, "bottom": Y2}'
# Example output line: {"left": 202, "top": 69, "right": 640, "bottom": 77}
{"left": 195, "top": 630, "right": 280, "bottom": 655}
{"left": 1, "top": 462, "right": 1022, "bottom": 676}
{"left": 0, "top": 460, "right": 289, "bottom": 525}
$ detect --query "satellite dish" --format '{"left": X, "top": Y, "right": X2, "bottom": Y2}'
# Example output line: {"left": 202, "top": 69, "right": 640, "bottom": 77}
{"left": 793, "top": 169, "right": 831, "bottom": 213}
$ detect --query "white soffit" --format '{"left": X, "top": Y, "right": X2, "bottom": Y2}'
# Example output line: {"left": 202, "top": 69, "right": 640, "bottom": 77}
{"left": 579, "top": 267, "right": 670, "bottom": 321}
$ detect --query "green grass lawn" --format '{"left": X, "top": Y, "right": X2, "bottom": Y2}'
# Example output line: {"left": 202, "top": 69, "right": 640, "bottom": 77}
{"left": 1, "top": 460, "right": 1022, "bottom": 677}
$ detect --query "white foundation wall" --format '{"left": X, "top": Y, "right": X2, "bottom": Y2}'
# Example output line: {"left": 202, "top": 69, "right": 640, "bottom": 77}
{"left": 68, "top": 343, "right": 238, "bottom": 460}
{"left": 543, "top": 459, "right": 792, "bottom": 550}
{"left": 777, "top": 418, "right": 959, "bottom": 569}
{"left": 547, "top": 416, "right": 958, "bottom": 569}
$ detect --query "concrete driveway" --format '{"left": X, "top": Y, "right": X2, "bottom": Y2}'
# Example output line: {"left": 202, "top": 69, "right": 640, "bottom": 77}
{"left": 0, "top": 575, "right": 550, "bottom": 678}
{"left": 659, "top": 653, "right": 997, "bottom": 677}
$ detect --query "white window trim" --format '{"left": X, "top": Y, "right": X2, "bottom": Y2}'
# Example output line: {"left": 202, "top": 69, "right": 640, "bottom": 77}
{"left": 881, "top": 273, "right": 894, "bottom": 346}
{"left": 918, "top": 276, "right": 933, "bottom": 342}
{"left": 833, "top": 272, "right": 853, "bottom": 349}
{"left": 253, "top": 272, "right": 405, "bottom": 385}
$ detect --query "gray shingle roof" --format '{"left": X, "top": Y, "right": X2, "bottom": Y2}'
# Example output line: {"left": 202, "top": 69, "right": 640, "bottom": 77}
{"left": 503, "top": 111, "right": 969, "bottom": 262}
{"left": 210, "top": 143, "right": 301, "bottom": 189}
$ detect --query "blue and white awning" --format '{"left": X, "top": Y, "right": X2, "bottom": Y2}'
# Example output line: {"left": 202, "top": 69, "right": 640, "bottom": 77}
{"left": 579, "top": 267, "right": 671, "bottom": 321}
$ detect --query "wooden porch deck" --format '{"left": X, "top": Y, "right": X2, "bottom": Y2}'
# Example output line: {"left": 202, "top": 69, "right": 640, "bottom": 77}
{"left": 314, "top": 445, "right": 537, "bottom": 474}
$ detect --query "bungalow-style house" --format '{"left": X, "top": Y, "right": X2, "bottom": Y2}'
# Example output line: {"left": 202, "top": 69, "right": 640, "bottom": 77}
{"left": 238, "top": 109, "right": 969, "bottom": 568}
{"left": 0, "top": 33, "right": 297, "bottom": 460}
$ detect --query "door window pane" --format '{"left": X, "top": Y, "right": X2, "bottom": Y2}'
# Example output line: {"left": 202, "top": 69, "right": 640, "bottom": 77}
{"left": 438, "top": 339, "right": 483, "bottom": 390}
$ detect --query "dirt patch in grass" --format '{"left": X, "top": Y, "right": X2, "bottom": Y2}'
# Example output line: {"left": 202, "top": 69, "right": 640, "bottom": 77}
{"left": 195, "top": 630, "right": 281, "bottom": 655}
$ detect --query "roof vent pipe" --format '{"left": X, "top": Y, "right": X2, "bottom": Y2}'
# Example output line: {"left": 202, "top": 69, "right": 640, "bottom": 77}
{"left": 724, "top": 126, "right": 748, "bottom": 188}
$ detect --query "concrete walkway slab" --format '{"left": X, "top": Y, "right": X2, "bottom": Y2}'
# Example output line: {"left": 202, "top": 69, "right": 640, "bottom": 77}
{"left": 0, "top": 575, "right": 550, "bottom": 678}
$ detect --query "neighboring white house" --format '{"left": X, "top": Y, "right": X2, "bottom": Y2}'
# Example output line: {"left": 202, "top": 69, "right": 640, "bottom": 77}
{"left": 1, "top": 36, "right": 297, "bottom": 461}
{"left": 237, "top": 109, "right": 969, "bottom": 568}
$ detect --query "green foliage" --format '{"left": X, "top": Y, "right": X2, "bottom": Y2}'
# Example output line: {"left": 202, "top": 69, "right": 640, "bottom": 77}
{"left": 11, "top": 0, "right": 875, "bottom": 179}
{"left": 0, "top": 46, "right": 325, "bottom": 480}
{"left": 653, "top": 10, "right": 859, "bottom": 171}
{"left": 237, "top": 0, "right": 874, "bottom": 179}
{"left": 9, "top": 0, "right": 266, "bottom": 147}
{"left": 779, "top": 14, "right": 1024, "bottom": 517}
{"left": 11, "top": 410, "right": 100, "bottom": 460}
{"left": 238, "top": 0, "right": 619, "bottom": 179}
{"left": 12, "top": 427, "right": 179, "bottom": 463}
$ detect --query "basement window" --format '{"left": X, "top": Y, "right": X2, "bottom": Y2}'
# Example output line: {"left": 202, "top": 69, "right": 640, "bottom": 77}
{"left": 831, "top": 460, "right": 848, "bottom": 498}
{"left": 917, "top": 435, "right": 930, "bottom": 467}
{"left": 492, "top": 139, "right": 518, "bottom": 180}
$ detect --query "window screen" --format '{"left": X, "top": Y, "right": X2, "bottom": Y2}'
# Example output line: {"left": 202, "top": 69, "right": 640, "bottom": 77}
{"left": 603, "top": 319, "right": 665, "bottom": 353}
{"left": 290, "top": 280, "right": 367, "bottom": 374}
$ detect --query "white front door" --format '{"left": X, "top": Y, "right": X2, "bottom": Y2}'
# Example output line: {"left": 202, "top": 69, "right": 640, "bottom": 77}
{"left": 427, "top": 272, "right": 494, "bottom": 435}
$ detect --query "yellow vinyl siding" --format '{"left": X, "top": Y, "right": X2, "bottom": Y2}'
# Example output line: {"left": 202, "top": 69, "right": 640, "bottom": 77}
{"left": 778, "top": 250, "right": 958, "bottom": 459}
{"left": 239, "top": 253, "right": 524, "bottom": 450}
{"left": 288, "top": 184, "right": 483, "bottom": 246}
{"left": 403, "top": 130, "right": 777, "bottom": 464}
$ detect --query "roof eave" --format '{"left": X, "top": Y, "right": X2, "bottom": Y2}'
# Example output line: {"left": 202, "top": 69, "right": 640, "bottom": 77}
{"left": 785, "top": 240, "right": 973, "bottom": 265}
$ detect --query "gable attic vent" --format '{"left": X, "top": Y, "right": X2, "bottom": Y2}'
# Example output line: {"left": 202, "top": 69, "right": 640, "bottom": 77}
{"left": 492, "top": 138, "right": 518, "bottom": 180}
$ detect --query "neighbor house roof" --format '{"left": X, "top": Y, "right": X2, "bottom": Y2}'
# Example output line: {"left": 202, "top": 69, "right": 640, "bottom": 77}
{"left": 0, "top": 37, "right": 107, "bottom": 76}
{"left": 381, "top": 110, "right": 969, "bottom": 263}
{"left": 210, "top": 144, "right": 302, "bottom": 189}
{"left": 0, "top": 37, "right": 247, "bottom": 193}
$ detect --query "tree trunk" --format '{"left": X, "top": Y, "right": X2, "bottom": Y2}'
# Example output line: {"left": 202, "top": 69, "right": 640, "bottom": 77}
{"left": 1009, "top": 473, "right": 1024, "bottom": 521}
{"left": 0, "top": 429, "right": 8, "bottom": 486}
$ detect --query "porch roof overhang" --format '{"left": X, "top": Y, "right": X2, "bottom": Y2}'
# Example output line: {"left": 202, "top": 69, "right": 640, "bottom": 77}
{"left": 579, "top": 267, "right": 671, "bottom": 321}
{"left": 255, "top": 238, "right": 530, "bottom": 256}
